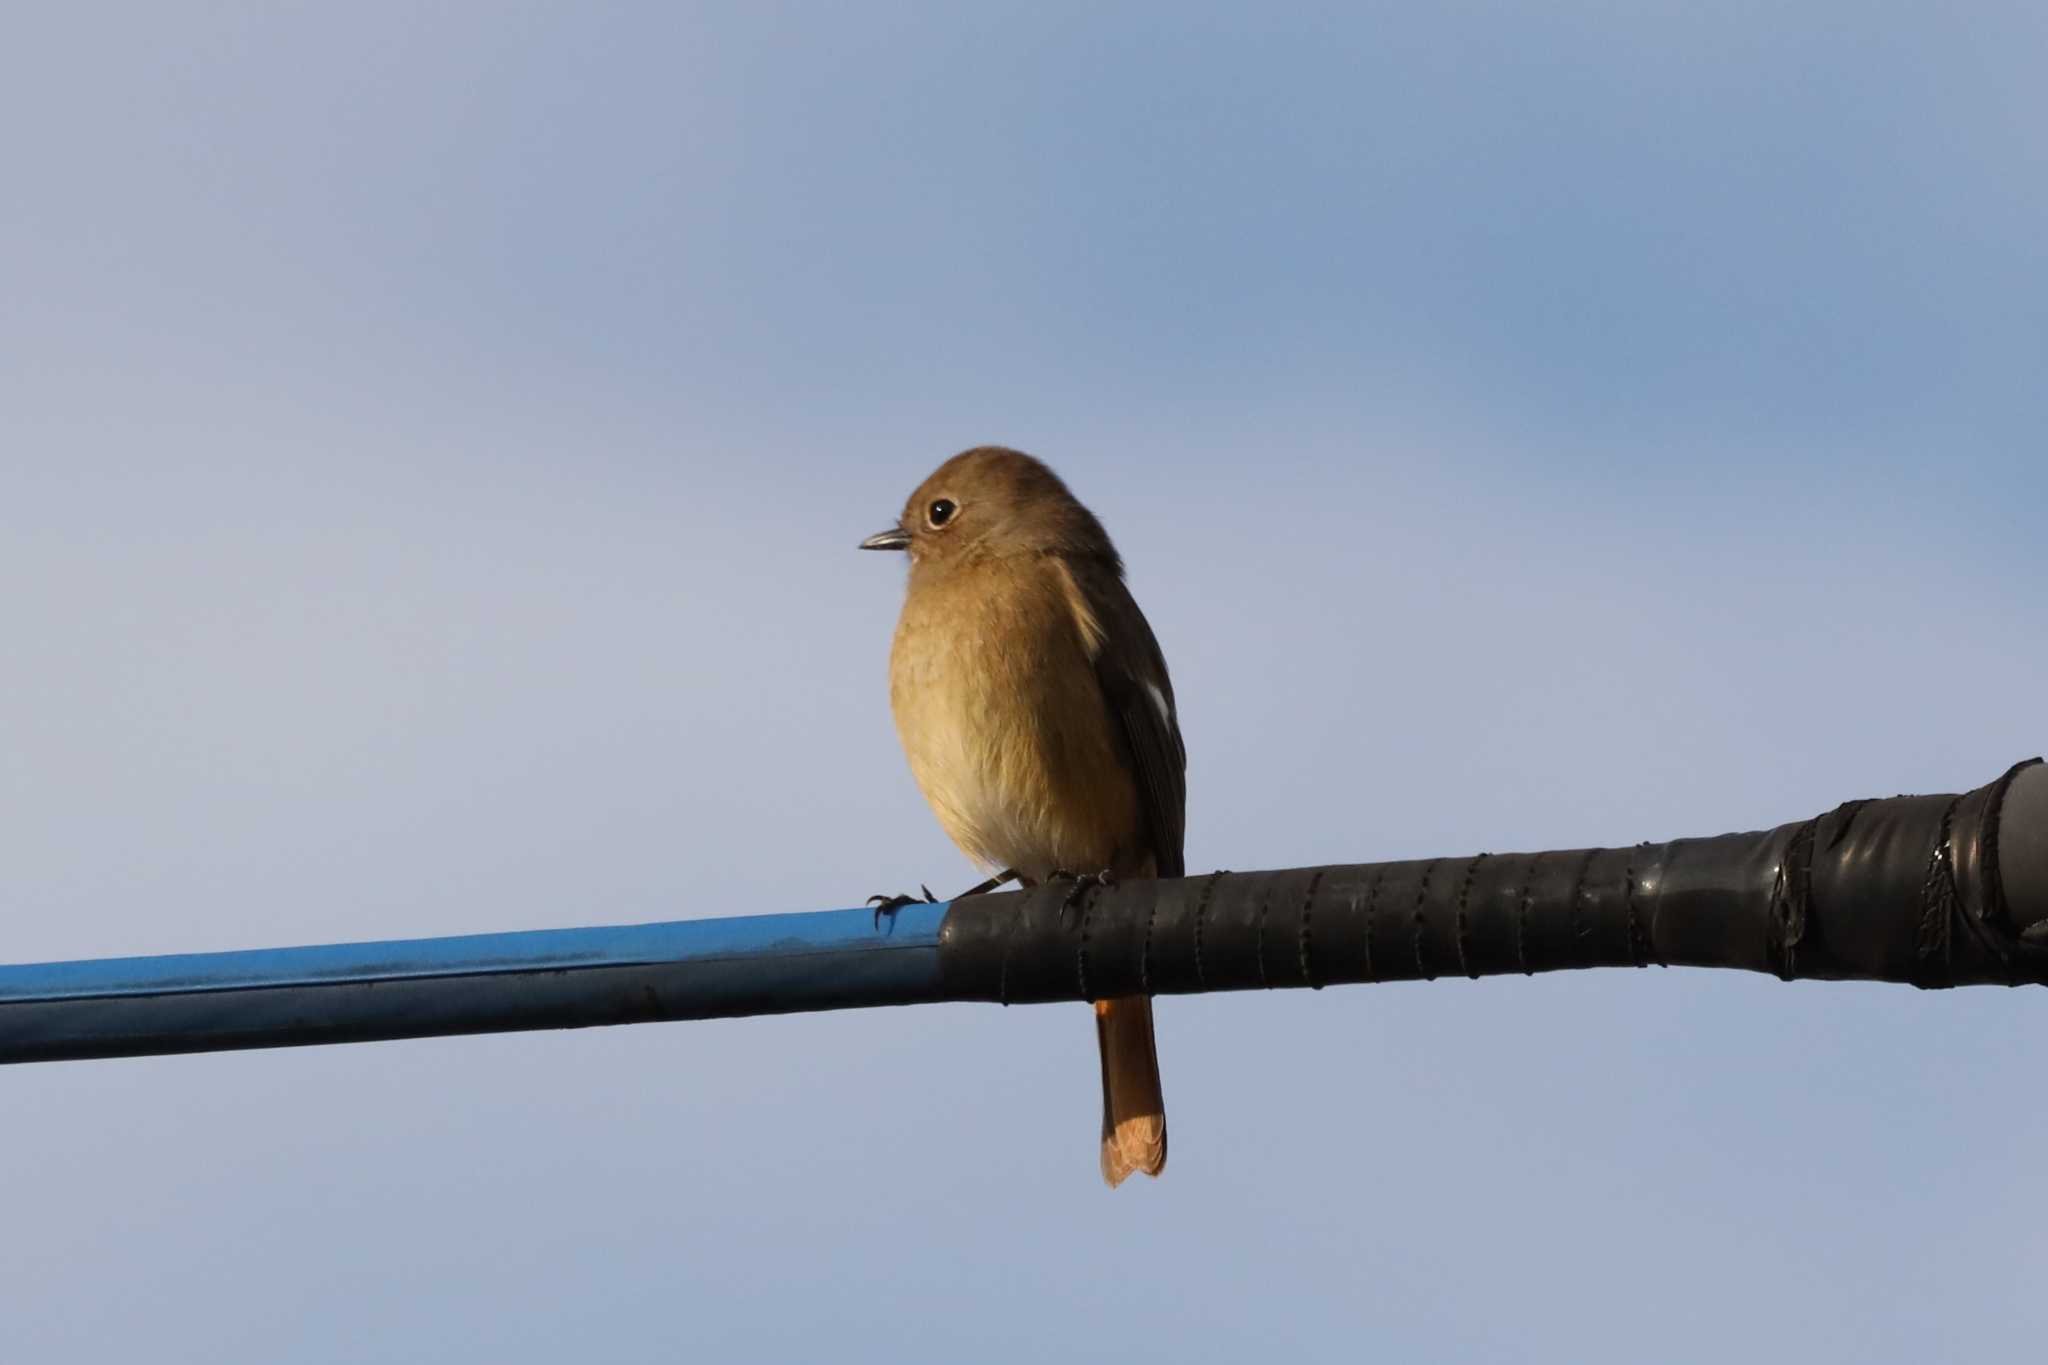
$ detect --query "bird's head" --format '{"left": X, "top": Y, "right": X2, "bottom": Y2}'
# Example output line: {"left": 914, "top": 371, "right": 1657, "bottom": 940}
{"left": 859, "top": 446, "right": 1120, "bottom": 574}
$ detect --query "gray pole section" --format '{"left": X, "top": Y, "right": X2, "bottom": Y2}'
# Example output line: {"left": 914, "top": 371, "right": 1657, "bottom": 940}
{"left": 2, "top": 760, "right": 2042, "bottom": 1065}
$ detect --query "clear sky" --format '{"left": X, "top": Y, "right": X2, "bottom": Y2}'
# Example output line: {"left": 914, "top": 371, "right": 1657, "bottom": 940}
{"left": 4, "top": 4, "right": 2045, "bottom": 1361}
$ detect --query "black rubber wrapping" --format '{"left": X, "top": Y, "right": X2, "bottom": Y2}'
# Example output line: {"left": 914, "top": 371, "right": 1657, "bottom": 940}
{"left": 936, "top": 759, "right": 2048, "bottom": 1003}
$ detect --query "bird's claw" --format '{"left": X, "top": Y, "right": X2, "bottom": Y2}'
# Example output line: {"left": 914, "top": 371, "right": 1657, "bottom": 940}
{"left": 868, "top": 886, "right": 937, "bottom": 930}
{"left": 1051, "top": 868, "right": 1118, "bottom": 927}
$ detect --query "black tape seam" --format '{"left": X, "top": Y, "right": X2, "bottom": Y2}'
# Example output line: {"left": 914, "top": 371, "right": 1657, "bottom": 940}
{"left": 1412, "top": 859, "right": 1441, "bottom": 982}
{"left": 1773, "top": 817, "right": 1820, "bottom": 981}
{"left": 1566, "top": 847, "right": 1598, "bottom": 965}
{"left": 1362, "top": 866, "right": 1386, "bottom": 984}
{"left": 1981, "top": 759, "right": 2042, "bottom": 940}
{"left": 1191, "top": 870, "right": 1226, "bottom": 992}
{"left": 1918, "top": 797, "right": 1966, "bottom": 986}
{"left": 1455, "top": 854, "right": 1487, "bottom": 980}
{"left": 1514, "top": 853, "right": 1539, "bottom": 976}
{"left": 1297, "top": 869, "right": 1326, "bottom": 989}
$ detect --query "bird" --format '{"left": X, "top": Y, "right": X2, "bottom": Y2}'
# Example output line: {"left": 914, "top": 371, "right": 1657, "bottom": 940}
{"left": 861, "top": 446, "right": 1186, "bottom": 1186}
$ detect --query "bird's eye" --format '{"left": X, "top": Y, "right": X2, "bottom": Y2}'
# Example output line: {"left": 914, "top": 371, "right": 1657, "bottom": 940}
{"left": 926, "top": 498, "right": 957, "bottom": 528}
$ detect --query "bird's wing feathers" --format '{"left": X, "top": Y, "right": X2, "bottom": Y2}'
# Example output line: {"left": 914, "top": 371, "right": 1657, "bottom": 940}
{"left": 1061, "top": 559, "right": 1187, "bottom": 880}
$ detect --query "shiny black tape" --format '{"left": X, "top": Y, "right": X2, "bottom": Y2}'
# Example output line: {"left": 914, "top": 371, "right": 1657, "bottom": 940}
{"left": 936, "top": 759, "right": 2048, "bottom": 1003}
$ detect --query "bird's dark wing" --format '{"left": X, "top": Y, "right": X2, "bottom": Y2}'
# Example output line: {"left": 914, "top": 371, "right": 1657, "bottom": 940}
{"left": 1074, "top": 564, "right": 1187, "bottom": 879}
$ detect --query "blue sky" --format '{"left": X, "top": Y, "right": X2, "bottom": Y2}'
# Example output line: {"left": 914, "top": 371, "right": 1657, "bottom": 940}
{"left": 3, "top": 4, "right": 2045, "bottom": 1361}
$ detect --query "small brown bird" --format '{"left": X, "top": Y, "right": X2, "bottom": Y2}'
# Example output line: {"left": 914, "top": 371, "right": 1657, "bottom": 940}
{"left": 862, "top": 447, "right": 1186, "bottom": 1186}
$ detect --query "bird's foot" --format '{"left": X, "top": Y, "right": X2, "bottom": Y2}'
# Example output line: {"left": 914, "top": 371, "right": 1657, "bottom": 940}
{"left": 866, "top": 869, "right": 1020, "bottom": 929}
{"left": 867, "top": 886, "right": 936, "bottom": 930}
{"left": 1050, "top": 868, "right": 1118, "bottom": 926}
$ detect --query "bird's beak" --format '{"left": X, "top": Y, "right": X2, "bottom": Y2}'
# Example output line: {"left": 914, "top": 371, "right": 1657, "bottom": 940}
{"left": 859, "top": 527, "right": 912, "bottom": 552}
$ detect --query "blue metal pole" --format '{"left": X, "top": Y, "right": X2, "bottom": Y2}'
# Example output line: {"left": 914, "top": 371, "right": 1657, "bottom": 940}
{"left": 0, "top": 902, "right": 950, "bottom": 1063}
{"left": 2, "top": 760, "right": 2041, "bottom": 1066}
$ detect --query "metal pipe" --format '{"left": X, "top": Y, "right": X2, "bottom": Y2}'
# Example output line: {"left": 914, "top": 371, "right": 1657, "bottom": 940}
{"left": 0, "top": 903, "right": 950, "bottom": 1063}
{"left": 2, "top": 760, "right": 2042, "bottom": 1065}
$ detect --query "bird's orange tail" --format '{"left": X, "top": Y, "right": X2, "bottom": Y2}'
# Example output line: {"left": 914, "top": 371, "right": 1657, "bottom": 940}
{"left": 1095, "top": 995, "right": 1167, "bottom": 1187}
